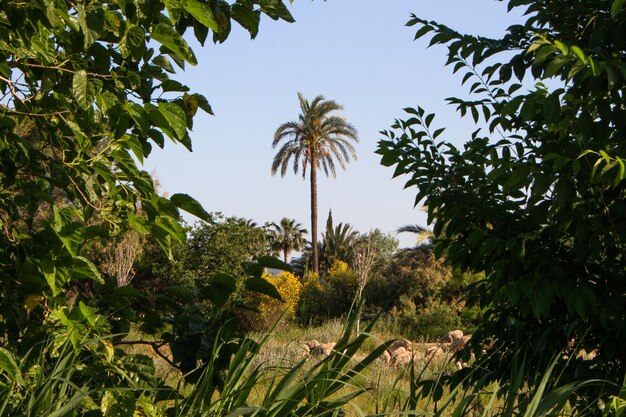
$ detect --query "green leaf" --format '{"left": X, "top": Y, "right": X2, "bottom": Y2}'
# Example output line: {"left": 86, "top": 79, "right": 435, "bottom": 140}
{"left": 158, "top": 102, "right": 188, "bottom": 140}
{"left": 183, "top": 0, "right": 219, "bottom": 32}
{"left": 200, "top": 273, "right": 236, "bottom": 306}
{"left": 150, "top": 23, "right": 197, "bottom": 65}
{"left": 40, "top": 257, "right": 62, "bottom": 296}
{"left": 153, "top": 55, "right": 175, "bottom": 73}
{"left": 77, "top": 4, "right": 98, "bottom": 47}
{"left": 72, "top": 70, "right": 89, "bottom": 108}
{"left": 259, "top": 0, "right": 295, "bottom": 22}
{"left": 612, "top": 0, "right": 624, "bottom": 17}
{"left": 0, "top": 347, "right": 24, "bottom": 385}
{"left": 245, "top": 276, "right": 283, "bottom": 301}
{"left": 256, "top": 256, "right": 293, "bottom": 272}
{"left": 232, "top": 1, "right": 261, "bottom": 38}
{"left": 170, "top": 193, "right": 211, "bottom": 222}
{"left": 73, "top": 256, "right": 104, "bottom": 283}
{"left": 183, "top": 93, "right": 213, "bottom": 115}
{"left": 164, "top": 285, "right": 194, "bottom": 303}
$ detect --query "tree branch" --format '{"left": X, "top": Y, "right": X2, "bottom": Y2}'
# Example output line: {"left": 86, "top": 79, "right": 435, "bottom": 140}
{"left": 113, "top": 339, "right": 179, "bottom": 369}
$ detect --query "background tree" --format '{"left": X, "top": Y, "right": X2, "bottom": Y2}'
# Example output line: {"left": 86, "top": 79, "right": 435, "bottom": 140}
{"left": 377, "top": 0, "right": 626, "bottom": 400}
{"left": 268, "top": 217, "right": 308, "bottom": 263}
{"left": 188, "top": 215, "right": 266, "bottom": 280}
{"left": 352, "top": 235, "right": 378, "bottom": 333}
{"left": 319, "top": 217, "right": 359, "bottom": 273}
{"left": 271, "top": 93, "right": 358, "bottom": 274}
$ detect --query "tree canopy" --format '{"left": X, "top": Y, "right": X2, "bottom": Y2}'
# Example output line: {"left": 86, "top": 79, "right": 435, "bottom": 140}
{"left": 377, "top": 0, "right": 626, "bottom": 396}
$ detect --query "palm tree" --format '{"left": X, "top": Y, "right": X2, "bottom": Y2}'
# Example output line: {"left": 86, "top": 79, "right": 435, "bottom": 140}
{"left": 271, "top": 93, "right": 358, "bottom": 274}
{"left": 268, "top": 218, "right": 308, "bottom": 263}
{"left": 397, "top": 224, "right": 434, "bottom": 247}
{"left": 319, "top": 222, "right": 359, "bottom": 272}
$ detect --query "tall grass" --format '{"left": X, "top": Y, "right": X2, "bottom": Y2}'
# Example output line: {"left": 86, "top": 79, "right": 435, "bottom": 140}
{"left": 1, "top": 318, "right": 621, "bottom": 417}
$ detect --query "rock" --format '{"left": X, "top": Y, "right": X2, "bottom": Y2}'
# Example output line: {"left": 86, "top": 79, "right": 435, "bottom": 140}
{"left": 312, "top": 342, "right": 336, "bottom": 356}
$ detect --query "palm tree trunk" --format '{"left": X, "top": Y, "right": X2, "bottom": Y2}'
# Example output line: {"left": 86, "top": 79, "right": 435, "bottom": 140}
{"left": 310, "top": 156, "right": 319, "bottom": 274}
{"left": 283, "top": 249, "right": 288, "bottom": 264}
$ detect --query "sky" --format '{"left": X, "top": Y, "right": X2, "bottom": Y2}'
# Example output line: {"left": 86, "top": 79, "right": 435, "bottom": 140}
{"left": 144, "top": 0, "right": 527, "bottom": 248}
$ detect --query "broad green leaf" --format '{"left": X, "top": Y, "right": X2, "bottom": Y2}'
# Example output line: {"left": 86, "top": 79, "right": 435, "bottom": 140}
{"left": 0, "top": 348, "right": 24, "bottom": 385}
{"left": 77, "top": 4, "right": 98, "bottom": 47}
{"left": 125, "top": 102, "right": 150, "bottom": 134}
{"left": 160, "top": 80, "right": 189, "bottom": 92}
{"left": 183, "top": 93, "right": 213, "bottom": 115}
{"left": 612, "top": 0, "right": 624, "bottom": 17}
{"left": 183, "top": 0, "right": 219, "bottom": 32}
{"left": 73, "top": 256, "right": 104, "bottom": 283}
{"left": 40, "top": 257, "right": 62, "bottom": 296}
{"left": 259, "top": 0, "right": 295, "bottom": 22}
{"left": 24, "top": 294, "right": 45, "bottom": 316}
{"left": 153, "top": 55, "right": 175, "bottom": 73}
{"left": 146, "top": 104, "right": 175, "bottom": 141}
{"left": 232, "top": 1, "right": 261, "bottom": 38}
{"left": 72, "top": 70, "right": 89, "bottom": 108}
{"left": 150, "top": 23, "right": 197, "bottom": 65}
{"left": 170, "top": 193, "right": 211, "bottom": 222}
{"left": 245, "top": 276, "right": 283, "bottom": 301}
{"left": 200, "top": 273, "right": 236, "bottom": 306}
{"left": 256, "top": 256, "right": 293, "bottom": 272}
{"left": 65, "top": 119, "right": 90, "bottom": 149}
{"left": 158, "top": 102, "right": 187, "bottom": 140}
{"left": 164, "top": 285, "right": 194, "bottom": 303}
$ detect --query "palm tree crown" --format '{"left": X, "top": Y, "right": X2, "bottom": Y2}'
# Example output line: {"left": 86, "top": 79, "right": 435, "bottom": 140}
{"left": 268, "top": 218, "right": 308, "bottom": 263}
{"left": 271, "top": 93, "right": 358, "bottom": 274}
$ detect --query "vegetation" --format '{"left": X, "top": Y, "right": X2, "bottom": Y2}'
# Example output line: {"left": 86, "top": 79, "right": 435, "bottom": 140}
{"left": 271, "top": 93, "right": 359, "bottom": 274}
{"left": 267, "top": 217, "right": 308, "bottom": 263}
{"left": 2, "top": 0, "right": 625, "bottom": 415}
{"left": 377, "top": 0, "right": 626, "bottom": 405}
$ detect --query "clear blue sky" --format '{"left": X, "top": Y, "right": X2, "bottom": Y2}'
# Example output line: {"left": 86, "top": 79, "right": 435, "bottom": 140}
{"left": 144, "top": 0, "right": 526, "bottom": 247}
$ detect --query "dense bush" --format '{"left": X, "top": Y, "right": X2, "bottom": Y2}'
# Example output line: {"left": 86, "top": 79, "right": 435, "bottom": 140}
{"left": 396, "top": 298, "right": 463, "bottom": 341}
{"left": 296, "top": 260, "right": 358, "bottom": 324}
{"left": 240, "top": 271, "right": 303, "bottom": 332}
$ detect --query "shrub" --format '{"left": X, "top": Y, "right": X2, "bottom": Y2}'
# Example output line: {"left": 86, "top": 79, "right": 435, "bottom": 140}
{"left": 242, "top": 271, "right": 303, "bottom": 332}
{"left": 398, "top": 299, "right": 463, "bottom": 342}
{"left": 325, "top": 260, "right": 357, "bottom": 316}
{"left": 298, "top": 272, "right": 325, "bottom": 325}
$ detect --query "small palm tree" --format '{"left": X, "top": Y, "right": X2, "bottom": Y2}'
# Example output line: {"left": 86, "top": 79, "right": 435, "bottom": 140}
{"left": 319, "top": 222, "right": 359, "bottom": 271}
{"left": 271, "top": 93, "right": 358, "bottom": 274}
{"left": 268, "top": 218, "right": 308, "bottom": 263}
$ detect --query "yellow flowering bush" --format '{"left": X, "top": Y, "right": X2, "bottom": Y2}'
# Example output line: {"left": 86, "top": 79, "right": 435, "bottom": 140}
{"left": 329, "top": 260, "right": 351, "bottom": 276}
{"left": 239, "top": 271, "right": 303, "bottom": 331}
{"left": 297, "top": 261, "right": 358, "bottom": 324}
{"left": 259, "top": 271, "right": 303, "bottom": 318}
{"left": 328, "top": 260, "right": 357, "bottom": 308}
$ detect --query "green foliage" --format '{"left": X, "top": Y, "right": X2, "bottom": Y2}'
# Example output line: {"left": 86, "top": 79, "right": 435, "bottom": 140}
{"left": 187, "top": 215, "right": 267, "bottom": 280}
{"left": 319, "top": 221, "right": 359, "bottom": 273}
{"left": 142, "top": 257, "right": 287, "bottom": 384}
{"left": 377, "top": 0, "right": 626, "bottom": 399}
{"left": 136, "top": 214, "right": 266, "bottom": 291}
{"left": 397, "top": 299, "right": 462, "bottom": 342}
{"left": 0, "top": 0, "right": 295, "bottom": 413}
